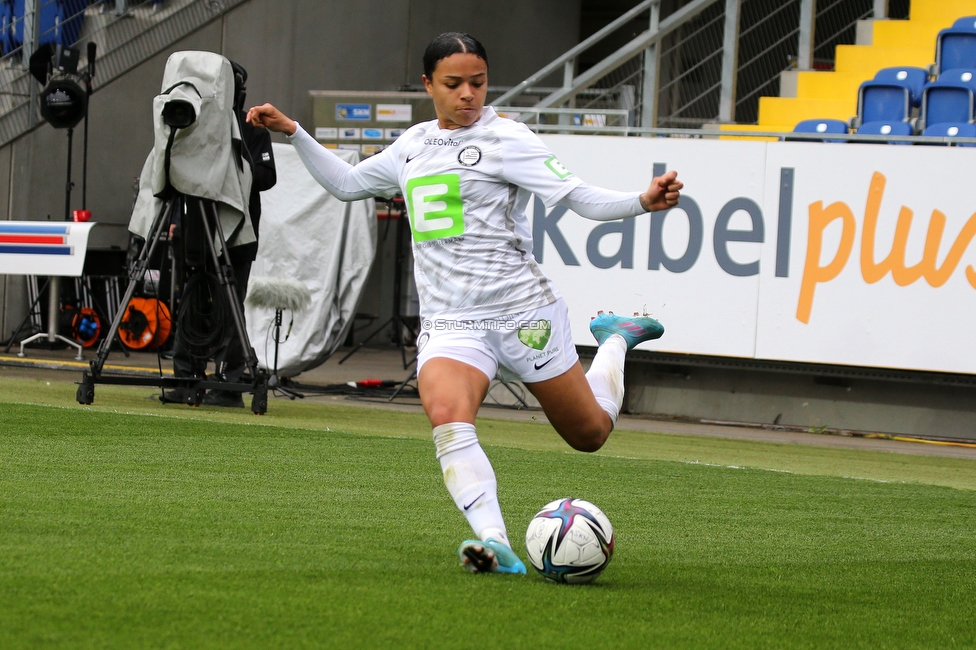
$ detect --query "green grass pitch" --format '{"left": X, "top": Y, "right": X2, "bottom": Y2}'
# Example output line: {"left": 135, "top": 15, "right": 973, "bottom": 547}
{"left": 1, "top": 376, "right": 975, "bottom": 648}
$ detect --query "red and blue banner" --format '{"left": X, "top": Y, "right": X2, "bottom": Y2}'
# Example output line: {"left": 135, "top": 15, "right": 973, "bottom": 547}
{"left": 0, "top": 221, "right": 96, "bottom": 277}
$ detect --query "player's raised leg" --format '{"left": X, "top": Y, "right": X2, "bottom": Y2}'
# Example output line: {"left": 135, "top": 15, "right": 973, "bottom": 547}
{"left": 526, "top": 311, "right": 664, "bottom": 452}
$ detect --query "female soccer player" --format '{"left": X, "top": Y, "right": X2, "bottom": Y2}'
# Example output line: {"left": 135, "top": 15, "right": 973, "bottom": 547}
{"left": 247, "top": 32, "right": 682, "bottom": 575}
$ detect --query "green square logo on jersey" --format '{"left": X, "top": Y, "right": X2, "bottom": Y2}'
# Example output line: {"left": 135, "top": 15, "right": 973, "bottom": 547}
{"left": 405, "top": 174, "right": 464, "bottom": 241}
{"left": 544, "top": 156, "right": 573, "bottom": 179}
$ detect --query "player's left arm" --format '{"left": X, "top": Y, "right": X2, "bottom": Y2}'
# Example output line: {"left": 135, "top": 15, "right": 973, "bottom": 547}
{"left": 638, "top": 170, "right": 682, "bottom": 212}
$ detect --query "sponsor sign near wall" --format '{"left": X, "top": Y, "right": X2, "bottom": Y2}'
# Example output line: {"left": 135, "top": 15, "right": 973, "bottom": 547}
{"left": 0, "top": 221, "right": 96, "bottom": 276}
{"left": 537, "top": 134, "right": 976, "bottom": 375}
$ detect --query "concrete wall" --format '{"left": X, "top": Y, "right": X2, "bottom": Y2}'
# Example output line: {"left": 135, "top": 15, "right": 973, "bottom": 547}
{"left": 620, "top": 356, "right": 976, "bottom": 441}
{"left": 0, "top": 0, "right": 581, "bottom": 340}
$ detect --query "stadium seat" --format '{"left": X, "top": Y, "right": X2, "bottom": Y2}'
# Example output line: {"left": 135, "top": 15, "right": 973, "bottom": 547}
{"left": 920, "top": 78, "right": 976, "bottom": 131}
{"left": 789, "top": 119, "right": 849, "bottom": 142}
{"left": 856, "top": 81, "right": 912, "bottom": 127}
{"left": 936, "top": 17, "right": 976, "bottom": 74}
{"left": 9, "top": 0, "right": 87, "bottom": 50}
{"left": 58, "top": 0, "right": 85, "bottom": 47}
{"left": 857, "top": 120, "right": 914, "bottom": 144}
{"left": 936, "top": 67, "right": 976, "bottom": 87}
{"left": 921, "top": 122, "right": 976, "bottom": 146}
{"left": 0, "top": 1, "right": 12, "bottom": 56}
{"left": 872, "top": 67, "right": 929, "bottom": 107}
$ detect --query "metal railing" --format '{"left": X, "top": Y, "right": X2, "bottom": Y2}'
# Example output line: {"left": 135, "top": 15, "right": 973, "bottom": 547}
{"left": 493, "top": 106, "right": 631, "bottom": 128}
{"left": 521, "top": 122, "right": 976, "bottom": 146}
{"left": 499, "top": 0, "right": 901, "bottom": 130}
{"left": 0, "top": 0, "right": 246, "bottom": 148}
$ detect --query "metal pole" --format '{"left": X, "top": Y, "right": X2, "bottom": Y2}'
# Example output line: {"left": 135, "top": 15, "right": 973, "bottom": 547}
{"left": 873, "top": 0, "right": 888, "bottom": 19}
{"left": 798, "top": 0, "right": 817, "bottom": 71}
{"left": 640, "top": 1, "right": 661, "bottom": 129}
{"left": 492, "top": 0, "right": 656, "bottom": 106}
{"left": 559, "top": 59, "right": 575, "bottom": 127}
{"left": 718, "top": 0, "right": 741, "bottom": 123}
{"left": 65, "top": 128, "right": 73, "bottom": 222}
{"left": 22, "top": 0, "right": 39, "bottom": 69}
{"left": 24, "top": 0, "right": 41, "bottom": 125}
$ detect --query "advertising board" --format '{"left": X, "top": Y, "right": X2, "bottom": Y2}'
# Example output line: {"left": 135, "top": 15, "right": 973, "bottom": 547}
{"left": 537, "top": 134, "right": 976, "bottom": 375}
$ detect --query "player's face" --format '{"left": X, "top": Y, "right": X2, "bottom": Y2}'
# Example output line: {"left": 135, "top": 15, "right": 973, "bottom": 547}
{"left": 423, "top": 52, "right": 488, "bottom": 130}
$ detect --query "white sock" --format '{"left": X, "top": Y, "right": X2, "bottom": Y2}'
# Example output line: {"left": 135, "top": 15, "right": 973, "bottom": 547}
{"left": 585, "top": 333, "right": 627, "bottom": 425}
{"left": 432, "top": 422, "right": 510, "bottom": 547}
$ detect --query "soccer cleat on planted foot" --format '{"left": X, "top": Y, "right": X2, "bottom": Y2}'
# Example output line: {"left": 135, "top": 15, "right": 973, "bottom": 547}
{"left": 458, "top": 538, "right": 527, "bottom": 575}
{"left": 589, "top": 310, "right": 664, "bottom": 349}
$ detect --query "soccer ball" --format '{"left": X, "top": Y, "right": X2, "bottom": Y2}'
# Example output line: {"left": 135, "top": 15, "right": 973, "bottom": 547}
{"left": 524, "top": 498, "right": 614, "bottom": 584}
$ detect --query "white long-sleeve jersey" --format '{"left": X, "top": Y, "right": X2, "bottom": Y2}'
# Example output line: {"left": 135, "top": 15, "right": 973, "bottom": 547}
{"left": 288, "top": 106, "right": 647, "bottom": 320}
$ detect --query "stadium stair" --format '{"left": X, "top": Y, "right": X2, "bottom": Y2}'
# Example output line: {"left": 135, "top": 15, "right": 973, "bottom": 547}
{"left": 721, "top": 0, "right": 976, "bottom": 138}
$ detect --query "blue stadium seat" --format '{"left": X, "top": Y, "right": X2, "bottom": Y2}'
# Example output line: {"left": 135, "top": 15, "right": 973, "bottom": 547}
{"left": 936, "top": 67, "right": 976, "bottom": 87}
{"left": 952, "top": 16, "right": 976, "bottom": 30}
{"left": 857, "top": 81, "right": 911, "bottom": 124}
{"left": 11, "top": 0, "right": 61, "bottom": 48}
{"left": 920, "top": 78, "right": 976, "bottom": 130}
{"left": 0, "top": 1, "right": 13, "bottom": 56}
{"left": 857, "top": 120, "right": 914, "bottom": 145}
{"left": 937, "top": 17, "right": 976, "bottom": 74}
{"left": 922, "top": 122, "right": 976, "bottom": 146}
{"left": 58, "top": 0, "right": 85, "bottom": 48}
{"left": 872, "top": 67, "right": 928, "bottom": 107}
{"left": 790, "top": 119, "right": 849, "bottom": 142}
{"left": 9, "top": 0, "right": 87, "bottom": 50}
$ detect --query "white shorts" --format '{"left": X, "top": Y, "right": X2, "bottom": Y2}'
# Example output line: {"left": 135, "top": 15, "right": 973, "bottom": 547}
{"left": 416, "top": 299, "right": 580, "bottom": 384}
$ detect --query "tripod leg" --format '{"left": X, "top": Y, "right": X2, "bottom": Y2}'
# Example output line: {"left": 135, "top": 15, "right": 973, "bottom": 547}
{"left": 198, "top": 200, "right": 260, "bottom": 381}
{"left": 337, "top": 316, "right": 395, "bottom": 364}
{"left": 389, "top": 369, "right": 417, "bottom": 402}
{"left": 91, "top": 198, "right": 175, "bottom": 376}
{"left": 498, "top": 380, "right": 530, "bottom": 409}
{"left": 4, "top": 277, "right": 51, "bottom": 353}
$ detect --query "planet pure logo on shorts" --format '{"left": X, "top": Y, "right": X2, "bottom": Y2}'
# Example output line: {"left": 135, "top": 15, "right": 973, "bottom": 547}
{"left": 405, "top": 174, "right": 465, "bottom": 242}
{"left": 517, "top": 320, "right": 551, "bottom": 350}
{"left": 544, "top": 156, "right": 573, "bottom": 179}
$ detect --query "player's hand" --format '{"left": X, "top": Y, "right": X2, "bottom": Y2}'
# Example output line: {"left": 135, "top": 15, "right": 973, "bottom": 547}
{"left": 246, "top": 103, "right": 297, "bottom": 137}
{"left": 639, "top": 170, "right": 682, "bottom": 212}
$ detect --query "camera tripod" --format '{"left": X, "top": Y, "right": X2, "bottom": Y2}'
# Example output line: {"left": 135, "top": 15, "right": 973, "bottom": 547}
{"left": 77, "top": 194, "right": 269, "bottom": 414}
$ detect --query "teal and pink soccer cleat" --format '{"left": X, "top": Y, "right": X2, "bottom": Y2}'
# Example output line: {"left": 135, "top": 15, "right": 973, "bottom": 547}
{"left": 589, "top": 310, "right": 664, "bottom": 349}
{"left": 458, "top": 538, "right": 527, "bottom": 575}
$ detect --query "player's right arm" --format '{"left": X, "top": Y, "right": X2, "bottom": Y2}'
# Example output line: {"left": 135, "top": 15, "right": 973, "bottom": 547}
{"left": 246, "top": 103, "right": 399, "bottom": 200}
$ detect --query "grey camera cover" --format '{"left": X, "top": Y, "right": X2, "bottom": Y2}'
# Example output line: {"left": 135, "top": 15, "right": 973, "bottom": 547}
{"left": 129, "top": 51, "right": 254, "bottom": 248}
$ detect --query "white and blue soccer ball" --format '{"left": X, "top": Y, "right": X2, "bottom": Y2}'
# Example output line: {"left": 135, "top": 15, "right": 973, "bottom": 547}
{"left": 524, "top": 498, "right": 614, "bottom": 584}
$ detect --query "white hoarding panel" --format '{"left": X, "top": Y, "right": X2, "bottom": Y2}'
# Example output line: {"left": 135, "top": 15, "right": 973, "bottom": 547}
{"left": 0, "top": 221, "right": 96, "bottom": 276}
{"left": 757, "top": 142, "right": 976, "bottom": 374}
{"left": 539, "top": 134, "right": 767, "bottom": 357}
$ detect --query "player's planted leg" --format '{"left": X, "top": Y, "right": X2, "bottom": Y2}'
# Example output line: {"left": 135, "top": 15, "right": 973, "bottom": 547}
{"left": 433, "top": 422, "right": 526, "bottom": 574}
{"left": 458, "top": 538, "right": 527, "bottom": 575}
